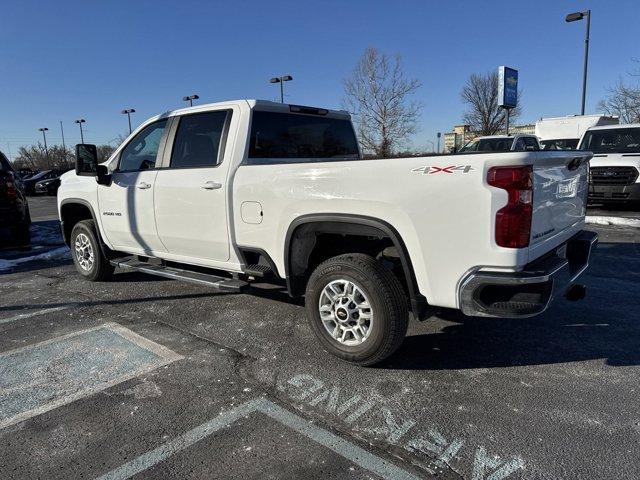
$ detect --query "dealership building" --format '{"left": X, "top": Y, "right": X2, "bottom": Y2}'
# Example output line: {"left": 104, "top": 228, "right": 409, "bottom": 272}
{"left": 443, "top": 123, "right": 535, "bottom": 152}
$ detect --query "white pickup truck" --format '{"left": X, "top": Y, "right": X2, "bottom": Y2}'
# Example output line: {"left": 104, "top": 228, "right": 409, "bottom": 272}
{"left": 58, "top": 100, "right": 597, "bottom": 365}
{"left": 579, "top": 123, "right": 640, "bottom": 206}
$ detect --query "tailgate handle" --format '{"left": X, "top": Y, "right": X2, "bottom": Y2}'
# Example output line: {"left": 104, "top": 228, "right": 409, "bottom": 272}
{"left": 567, "top": 157, "right": 585, "bottom": 171}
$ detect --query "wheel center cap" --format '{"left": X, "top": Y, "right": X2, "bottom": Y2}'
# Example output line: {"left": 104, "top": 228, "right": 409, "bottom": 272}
{"left": 336, "top": 308, "right": 349, "bottom": 322}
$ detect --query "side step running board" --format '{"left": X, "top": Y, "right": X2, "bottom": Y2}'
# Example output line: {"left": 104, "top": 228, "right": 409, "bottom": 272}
{"left": 110, "top": 257, "right": 248, "bottom": 292}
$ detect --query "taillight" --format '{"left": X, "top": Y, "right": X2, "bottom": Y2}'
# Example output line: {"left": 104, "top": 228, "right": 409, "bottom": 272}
{"left": 487, "top": 166, "right": 533, "bottom": 248}
{"left": 1, "top": 172, "right": 17, "bottom": 201}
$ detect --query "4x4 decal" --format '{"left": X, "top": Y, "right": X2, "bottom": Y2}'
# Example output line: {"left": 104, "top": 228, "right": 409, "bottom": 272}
{"left": 412, "top": 165, "right": 474, "bottom": 175}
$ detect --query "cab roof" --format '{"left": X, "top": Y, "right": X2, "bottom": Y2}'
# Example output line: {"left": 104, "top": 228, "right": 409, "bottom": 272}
{"left": 585, "top": 123, "right": 640, "bottom": 131}
{"left": 168, "top": 99, "right": 351, "bottom": 119}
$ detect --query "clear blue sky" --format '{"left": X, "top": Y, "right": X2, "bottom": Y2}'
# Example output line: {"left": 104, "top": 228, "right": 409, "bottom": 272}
{"left": 1, "top": 0, "right": 639, "bottom": 159}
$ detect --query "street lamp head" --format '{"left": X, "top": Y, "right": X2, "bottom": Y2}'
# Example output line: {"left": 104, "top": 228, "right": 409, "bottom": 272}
{"left": 271, "top": 75, "right": 293, "bottom": 83}
{"left": 565, "top": 11, "right": 585, "bottom": 22}
{"left": 75, "top": 119, "right": 85, "bottom": 124}
{"left": 122, "top": 108, "right": 135, "bottom": 114}
{"left": 39, "top": 127, "right": 49, "bottom": 132}
{"left": 182, "top": 95, "right": 199, "bottom": 101}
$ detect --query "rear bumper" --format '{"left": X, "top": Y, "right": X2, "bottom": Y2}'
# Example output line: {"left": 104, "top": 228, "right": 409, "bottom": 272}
{"left": 459, "top": 230, "right": 598, "bottom": 318}
{"left": 588, "top": 183, "right": 640, "bottom": 203}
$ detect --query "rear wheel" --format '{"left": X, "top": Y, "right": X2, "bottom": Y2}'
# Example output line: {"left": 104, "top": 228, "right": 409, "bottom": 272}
{"left": 305, "top": 253, "right": 408, "bottom": 366}
{"left": 70, "top": 220, "right": 114, "bottom": 281}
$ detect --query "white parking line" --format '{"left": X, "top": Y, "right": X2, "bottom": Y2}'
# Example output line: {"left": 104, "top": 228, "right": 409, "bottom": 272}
{"left": 96, "top": 398, "right": 421, "bottom": 480}
{"left": 0, "top": 306, "right": 70, "bottom": 325}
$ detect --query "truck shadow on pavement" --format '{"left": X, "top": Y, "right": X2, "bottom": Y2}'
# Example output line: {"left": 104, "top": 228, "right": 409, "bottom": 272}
{"left": 385, "top": 310, "right": 640, "bottom": 370}
{"left": 385, "top": 240, "right": 640, "bottom": 370}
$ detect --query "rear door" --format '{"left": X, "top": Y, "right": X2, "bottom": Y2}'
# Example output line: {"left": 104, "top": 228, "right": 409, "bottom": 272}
{"left": 529, "top": 151, "right": 590, "bottom": 249}
{"left": 153, "top": 109, "right": 233, "bottom": 262}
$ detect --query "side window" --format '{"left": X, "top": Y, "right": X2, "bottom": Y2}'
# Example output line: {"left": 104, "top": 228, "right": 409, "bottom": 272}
{"left": 118, "top": 120, "right": 167, "bottom": 172}
{"left": 524, "top": 137, "right": 539, "bottom": 151}
{"left": 170, "top": 111, "right": 229, "bottom": 168}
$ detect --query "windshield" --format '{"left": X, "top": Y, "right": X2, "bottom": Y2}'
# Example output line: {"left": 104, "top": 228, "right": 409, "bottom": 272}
{"left": 579, "top": 127, "right": 640, "bottom": 154}
{"left": 540, "top": 139, "right": 579, "bottom": 150}
{"left": 29, "top": 170, "right": 51, "bottom": 181}
{"left": 459, "top": 138, "right": 513, "bottom": 152}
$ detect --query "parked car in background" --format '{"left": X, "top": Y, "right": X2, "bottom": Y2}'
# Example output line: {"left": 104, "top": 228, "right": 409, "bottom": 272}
{"left": 35, "top": 174, "right": 63, "bottom": 196}
{"left": 0, "top": 151, "right": 30, "bottom": 247}
{"left": 579, "top": 123, "right": 640, "bottom": 206}
{"left": 459, "top": 134, "right": 540, "bottom": 153}
{"left": 15, "top": 168, "right": 35, "bottom": 180}
{"left": 22, "top": 170, "right": 64, "bottom": 195}
{"left": 536, "top": 114, "right": 618, "bottom": 151}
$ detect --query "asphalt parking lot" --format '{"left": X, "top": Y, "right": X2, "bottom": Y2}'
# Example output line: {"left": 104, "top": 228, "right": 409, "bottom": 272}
{"left": 1, "top": 197, "right": 639, "bottom": 480}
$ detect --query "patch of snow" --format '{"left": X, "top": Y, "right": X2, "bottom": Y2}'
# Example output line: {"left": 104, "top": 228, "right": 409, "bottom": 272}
{"left": 0, "top": 246, "right": 71, "bottom": 272}
{"left": 585, "top": 216, "right": 640, "bottom": 228}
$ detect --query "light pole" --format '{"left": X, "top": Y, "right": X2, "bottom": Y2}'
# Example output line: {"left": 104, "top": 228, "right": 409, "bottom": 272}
{"left": 75, "top": 119, "right": 86, "bottom": 144}
{"left": 122, "top": 108, "right": 135, "bottom": 134}
{"left": 437, "top": 132, "right": 441, "bottom": 153}
{"left": 566, "top": 10, "right": 591, "bottom": 115}
{"left": 182, "top": 94, "right": 199, "bottom": 107}
{"left": 269, "top": 75, "right": 293, "bottom": 103}
{"left": 39, "top": 127, "right": 49, "bottom": 167}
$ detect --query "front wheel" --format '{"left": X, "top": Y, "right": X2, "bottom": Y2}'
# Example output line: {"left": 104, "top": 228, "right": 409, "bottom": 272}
{"left": 305, "top": 253, "right": 408, "bottom": 366}
{"left": 70, "top": 220, "right": 114, "bottom": 281}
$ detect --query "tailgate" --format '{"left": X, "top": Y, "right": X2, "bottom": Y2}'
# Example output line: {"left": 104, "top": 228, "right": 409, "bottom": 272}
{"left": 530, "top": 152, "right": 591, "bottom": 248}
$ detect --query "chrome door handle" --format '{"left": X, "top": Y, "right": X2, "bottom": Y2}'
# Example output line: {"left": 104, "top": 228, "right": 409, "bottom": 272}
{"left": 202, "top": 181, "right": 222, "bottom": 190}
{"left": 136, "top": 182, "right": 151, "bottom": 189}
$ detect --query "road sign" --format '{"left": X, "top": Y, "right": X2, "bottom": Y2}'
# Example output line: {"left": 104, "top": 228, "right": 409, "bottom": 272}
{"left": 498, "top": 66, "right": 518, "bottom": 108}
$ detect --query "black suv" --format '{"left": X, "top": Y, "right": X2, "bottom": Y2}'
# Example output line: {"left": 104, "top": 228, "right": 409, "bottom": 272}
{"left": 0, "top": 152, "right": 31, "bottom": 247}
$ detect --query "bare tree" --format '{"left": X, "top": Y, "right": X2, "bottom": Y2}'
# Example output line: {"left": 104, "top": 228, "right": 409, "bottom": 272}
{"left": 13, "top": 143, "right": 115, "bottom": 171}
{"left": 598, "top": 79, "right": 640, "bottom": 124}
{"left": 97, "top": 145, "right": 115, "bottom": 163}
{"left": 461, "top": 70, "right": 521, "bottom": 135}
{"left": 14, "top": 144, "right": 73, "bottom": 171}
{"left": 343, "top": 47, "right": 422, "bottom": 157}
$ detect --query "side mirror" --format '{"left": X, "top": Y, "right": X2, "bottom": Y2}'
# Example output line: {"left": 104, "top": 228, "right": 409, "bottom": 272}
{"left": 96, "top": 164, "right": 112, "bottom": 186}
{"left": 75, "top": 144, "right": 98, "bottom": 176}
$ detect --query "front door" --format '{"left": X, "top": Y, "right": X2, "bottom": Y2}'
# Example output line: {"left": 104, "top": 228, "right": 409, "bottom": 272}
{"left": 98, "top": 119, "right": 168, "bottom": 254}
{"left": 153, "top": 110, "right": 231, "bottom": 262}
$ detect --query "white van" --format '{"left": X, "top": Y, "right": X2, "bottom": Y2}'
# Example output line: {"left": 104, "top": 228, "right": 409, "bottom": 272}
{"left": 536, "top": 115, "right": 618, "bottom": 150}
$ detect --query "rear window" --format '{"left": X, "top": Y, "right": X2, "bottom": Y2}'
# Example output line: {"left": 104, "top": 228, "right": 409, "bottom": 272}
{"left": 459, "top": 138, "right": 514, "bottom": 152}
{"left": 540, "top": 139, "right": 579, "bottom": 150}
{"left": 580, "top": 128, "right": 640, "bottom": 154}
{"left": 247, "top": 111, "right": 359, "bottom": 164}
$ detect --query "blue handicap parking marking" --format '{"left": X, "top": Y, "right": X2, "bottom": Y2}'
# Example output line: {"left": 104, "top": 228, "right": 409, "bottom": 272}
{"left": 0, "top": 322, "right": 182, "bottom": 429}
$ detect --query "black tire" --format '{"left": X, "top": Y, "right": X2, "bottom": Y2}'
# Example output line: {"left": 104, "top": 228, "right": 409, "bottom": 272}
{"left": 305, "top": 253, "right": 408, "bottom": 366}
{"left": 70, "top": 219, "right": 114, "bottom": 281}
